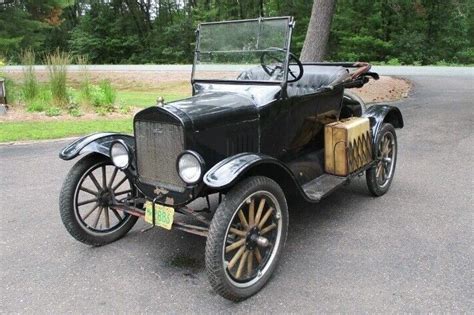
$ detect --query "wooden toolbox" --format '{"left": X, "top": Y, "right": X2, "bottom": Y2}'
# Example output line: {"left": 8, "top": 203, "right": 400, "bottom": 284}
{"left": 324, "top": 117, "right": 373, "bottom": 176}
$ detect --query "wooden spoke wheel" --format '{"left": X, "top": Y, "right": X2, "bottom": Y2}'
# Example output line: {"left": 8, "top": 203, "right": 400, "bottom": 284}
{"left": 205, "top": 176, "right": 288, "bottom": 301}
{"left": 59, "top": 154, "right": 138, "bottom": 246}
{"left": 366, "top": 123, "right": 398, "bottom": 196}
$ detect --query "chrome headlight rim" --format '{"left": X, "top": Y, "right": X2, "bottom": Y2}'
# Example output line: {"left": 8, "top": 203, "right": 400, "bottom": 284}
{"left": 109, "top": 139, "right": 131, "bottom": 170}
{"left": 176, "top": 150, "right": 205, "bottom": 185}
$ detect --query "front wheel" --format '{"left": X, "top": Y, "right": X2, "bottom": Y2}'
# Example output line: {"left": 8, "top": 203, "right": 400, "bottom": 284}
{"left": 59, "top": 154, "right": 138, "bottom": 246}
{"left": 205, "top": 176, "right": 289, "bottom": 301}
{"left": 366, "top": 123, "right": 398, "bottom": 196}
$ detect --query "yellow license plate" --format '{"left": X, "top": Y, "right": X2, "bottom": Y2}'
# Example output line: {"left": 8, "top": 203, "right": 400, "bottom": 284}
{"left": 144, "top": 202, "right": 174, "bottom": 230}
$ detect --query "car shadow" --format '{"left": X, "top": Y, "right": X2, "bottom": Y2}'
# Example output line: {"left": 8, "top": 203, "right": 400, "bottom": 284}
{"left": 118, "top": 178, "right": 372, "bottom": 280}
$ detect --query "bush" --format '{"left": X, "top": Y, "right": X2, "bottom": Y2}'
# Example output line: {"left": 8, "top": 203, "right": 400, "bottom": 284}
{"left": 20, "top": 49, "right": 39, "bottom": 101}
{"left": 26, "top": 87, "right": 51, "bottom": 112}
{"left": 45, "top": 49, "right": 70, "bottom": 107}
{"left": 99, "top": 80, "right": 116, "bottom": 105}
{"left": 89, "top": 80, "right": 117, "bottom": 113}
{"left": 45, "top": 106, "right": 61, "bottom": 117}
{"left": 386, "top": 58, "right": 401, "bottom": 66}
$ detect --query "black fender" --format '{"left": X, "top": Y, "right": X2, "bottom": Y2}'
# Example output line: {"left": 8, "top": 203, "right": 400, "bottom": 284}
{"left": 204, "top": 152, "right": 304, "bottom": 199}
{"left": 362, "top": 104, "right": 403, "bottom": 142}
{"left": 59, "top": 132, "right": 134, "bottom": 161}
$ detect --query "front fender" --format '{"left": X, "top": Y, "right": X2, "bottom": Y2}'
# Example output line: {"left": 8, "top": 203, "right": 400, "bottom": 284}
{"left": 363, "top": 104, "right": 403, "bottom": 141}
{"left": 59, "top": 132, "right": 134, "bottom": 160}
{"left": 204, "top": 152, "right": 301, "bottom": 194}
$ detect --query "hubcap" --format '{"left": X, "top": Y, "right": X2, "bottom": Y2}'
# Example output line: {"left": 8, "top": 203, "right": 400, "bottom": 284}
{"left": 222, "top": 191, "right": 282, "bottom": 287}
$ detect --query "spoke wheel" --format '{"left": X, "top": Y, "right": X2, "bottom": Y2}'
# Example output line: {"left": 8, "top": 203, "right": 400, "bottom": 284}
{"left": 206, "top": 176, "right": 288, "bottom": 301}
{"left": 366, "top": 123, "right": 398, "bottom": 196}
{"left": 59, "top": 154, "right": 138, "bottom": 246}
{"left": 75, "top": 162, "right": 132, "bottom": 233}
{"left": 223, "top": 191, "right": 281, "bottom": 284}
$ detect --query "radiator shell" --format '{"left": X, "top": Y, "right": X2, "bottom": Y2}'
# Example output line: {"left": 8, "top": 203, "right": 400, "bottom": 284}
{"left": 324, "top": 117, "right": 372, "bottom": 176}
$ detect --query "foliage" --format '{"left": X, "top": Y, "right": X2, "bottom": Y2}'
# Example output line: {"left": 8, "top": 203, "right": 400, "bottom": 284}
{"left": 0, "top": 0, "right": 472, "bottom": 65}
{"left": 45, "top": 49, "right": 70, "bottom": 107}
{"left": 45, "top": 106, "right": 62, "bottom": 116}
{"left": 20, "top": 49, "right": 39, "bottom": 101}
{"left": 26, "top": 86, "right": 51, "bottom": 112}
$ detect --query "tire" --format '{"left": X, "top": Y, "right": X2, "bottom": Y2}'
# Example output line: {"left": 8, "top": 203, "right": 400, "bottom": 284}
{"left": 59, "top": 154, "right": 138, "bottom": 246}
{"left": 205, "top": 176, "right": 289, "bottom": 301}
{"left": 366, "top": 123, "right": 398, "bottom": 196}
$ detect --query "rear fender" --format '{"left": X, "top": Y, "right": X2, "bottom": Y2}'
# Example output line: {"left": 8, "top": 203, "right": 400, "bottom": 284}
{"left": 59, "top": 132, "right": 134, "bottom": 160}
{"left": 363, "top": 104, "right": 403, "bottom": 142}
{"left": 204, "top": 152, "right": 304, "bottom": 200}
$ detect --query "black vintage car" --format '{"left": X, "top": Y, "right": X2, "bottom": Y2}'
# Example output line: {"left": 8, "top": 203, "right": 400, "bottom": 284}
{"left": 59, "top": 17, "right": 403, "bottom": 301}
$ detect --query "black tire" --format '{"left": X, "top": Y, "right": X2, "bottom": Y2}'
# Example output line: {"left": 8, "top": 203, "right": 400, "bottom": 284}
{"left": 205, "top": 176, "right": 289, "bottom": 301}
{"left": 59, "top": 154, "right": 138, "bottom": 246}
{"left": 366, "top": 123, "right": 398, "bottom": 196}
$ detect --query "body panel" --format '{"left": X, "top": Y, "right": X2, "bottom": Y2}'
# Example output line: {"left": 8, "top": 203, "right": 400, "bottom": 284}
{"left": 59, "top": 133, "right": 135, "bottom": 161}
{"left": 362, "top": 104, "right": 404, "bottom": 145}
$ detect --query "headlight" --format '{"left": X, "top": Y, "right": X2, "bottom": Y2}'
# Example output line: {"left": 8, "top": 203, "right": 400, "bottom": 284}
{"left": 177, "top": 151, "right": 203, "bottom": 184}
{"left": 110, "top": 140, "right": 130, "bottom": 169}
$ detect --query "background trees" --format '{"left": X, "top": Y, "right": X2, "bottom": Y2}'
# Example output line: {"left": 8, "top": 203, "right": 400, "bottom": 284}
{"left": 0, "top": 0, "right": 472, "bottom": 65}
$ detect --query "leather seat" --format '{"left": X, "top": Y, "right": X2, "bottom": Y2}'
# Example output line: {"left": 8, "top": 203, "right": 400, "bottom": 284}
{"left": 238, "top": 65, "right": 349, "bottom": 97}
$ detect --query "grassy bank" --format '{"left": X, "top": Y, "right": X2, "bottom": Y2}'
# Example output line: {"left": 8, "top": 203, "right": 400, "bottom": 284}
{"left": 0, "top": 119, "right": 132, "bottom": 142}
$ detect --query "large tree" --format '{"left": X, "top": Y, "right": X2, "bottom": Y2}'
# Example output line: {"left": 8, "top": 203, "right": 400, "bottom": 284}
{"left": 300, "top": 0, "right": 337, "bottom": 62}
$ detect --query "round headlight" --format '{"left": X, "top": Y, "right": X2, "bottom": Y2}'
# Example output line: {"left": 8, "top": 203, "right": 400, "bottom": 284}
{"left": 177, "top": 152, "right": 203, "bottom": 184}
{"left": 110, "top": 140, "right": 130, "bottom": 169}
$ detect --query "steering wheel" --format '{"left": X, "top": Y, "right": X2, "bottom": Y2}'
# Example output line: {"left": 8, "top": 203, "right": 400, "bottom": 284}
{"left": 260, "top": 48, "right": 304, "bottom": 83}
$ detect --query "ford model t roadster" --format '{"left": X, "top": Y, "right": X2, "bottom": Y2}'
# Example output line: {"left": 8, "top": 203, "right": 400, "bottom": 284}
{"left": 59, "top": 17, "right": 403, "bottom": 301}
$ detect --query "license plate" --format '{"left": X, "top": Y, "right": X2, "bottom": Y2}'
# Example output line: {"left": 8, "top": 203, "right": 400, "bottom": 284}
{"left": 144, "top": 202, "right": 174, "bottom": 230}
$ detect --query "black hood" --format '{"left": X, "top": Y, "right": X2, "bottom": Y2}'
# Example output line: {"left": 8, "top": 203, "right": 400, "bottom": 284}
{"left": 165, "top": 91, "right": 258, "bottom": 131}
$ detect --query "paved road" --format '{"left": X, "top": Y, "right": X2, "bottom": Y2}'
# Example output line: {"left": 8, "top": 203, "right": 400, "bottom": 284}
{"left": 1, "top": 75, "right": 473, "bottom": 313}
{"left": 4, "top": 64, "right": 474, "bottom": 77}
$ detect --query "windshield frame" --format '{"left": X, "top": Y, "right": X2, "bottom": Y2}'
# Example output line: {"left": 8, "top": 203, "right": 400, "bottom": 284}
{"left": 191, "top": 16, "right": 294, "bottom": 87}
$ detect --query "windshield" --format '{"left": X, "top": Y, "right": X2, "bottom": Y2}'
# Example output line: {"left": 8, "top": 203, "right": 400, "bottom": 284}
{"left": 192, "top": 17, "right": 292, "bottom": 83}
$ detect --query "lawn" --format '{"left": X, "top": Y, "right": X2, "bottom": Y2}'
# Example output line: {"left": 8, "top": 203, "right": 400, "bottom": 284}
{"left": 0, "top": 80, "right": 191, "bottom": 143}
{"left": 0, "top": 119, "right": 133, "bottom": 142}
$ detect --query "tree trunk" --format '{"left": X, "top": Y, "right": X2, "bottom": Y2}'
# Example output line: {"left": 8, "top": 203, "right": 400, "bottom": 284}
{"left": 300, "top": 0, "right": 337, "bottom": 62}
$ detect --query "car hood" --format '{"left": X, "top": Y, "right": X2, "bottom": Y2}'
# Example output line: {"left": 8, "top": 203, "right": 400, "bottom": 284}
{"left": 166, "top": 91, "right": 259, "bottom": 131}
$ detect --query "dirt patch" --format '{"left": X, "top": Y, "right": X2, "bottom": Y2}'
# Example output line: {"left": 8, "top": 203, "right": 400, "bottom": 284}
{"left": 353, "top": 76, "right": 411, "bottom": 103}
{"left": 2, "top": 69, "right": 410, "bottom": 122}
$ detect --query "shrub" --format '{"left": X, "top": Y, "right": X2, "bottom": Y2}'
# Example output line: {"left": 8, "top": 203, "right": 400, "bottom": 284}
{"left": 45, "top": 106, "right": 61, "bottom": 116}
{"left": 99, "top": 80, "right": 116, "bottom": 106}
{"left": 386, "top": 58, "right": 401, "bottom": 66}
{"left": 26, "top": 87, "right": 51, "bottom": 112}
{"left": 89, "top": 80, "right": 117, "bottom": 113}
{"left": 45, "top": 49, "right": 70, "bottom": 107}
{"left": 20, "top": 49, "right": 38, "bottom": 101}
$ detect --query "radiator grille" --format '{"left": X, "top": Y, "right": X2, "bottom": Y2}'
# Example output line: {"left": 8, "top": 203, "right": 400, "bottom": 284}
{"left": 135, "top": 120, "right": 185, "bottom": 191}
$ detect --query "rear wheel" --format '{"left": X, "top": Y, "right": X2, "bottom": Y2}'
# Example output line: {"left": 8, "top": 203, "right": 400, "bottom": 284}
{"left": 366, "top": 123, "right": 398, "bottom": 196}
{"left": 205, "top": 176, "right": 288, "bottom": 301}
{"left": 59, "top": 154, "right": 138, "bottom": 246}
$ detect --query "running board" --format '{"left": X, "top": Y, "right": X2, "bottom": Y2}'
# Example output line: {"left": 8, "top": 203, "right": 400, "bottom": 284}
{"left": 302, "top": 174, "right": 349, "bottom": 202}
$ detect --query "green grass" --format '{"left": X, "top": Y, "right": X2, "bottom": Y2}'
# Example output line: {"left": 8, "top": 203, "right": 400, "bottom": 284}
{"left": 68, "top": 89, "right": 189, "bottom": 108}
{"left": 116, "top": 90, "right": 189, "bottom": 107}
{"left": 0, "top": 80, "right": 190, "bottom": 142}
{"left": 0, "top": 119, "right": 132, "bottom": 142}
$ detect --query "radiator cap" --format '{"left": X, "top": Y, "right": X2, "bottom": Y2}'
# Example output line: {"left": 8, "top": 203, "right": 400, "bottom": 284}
{"left": 156, "top": 96, "right": 165, "bottom": 107}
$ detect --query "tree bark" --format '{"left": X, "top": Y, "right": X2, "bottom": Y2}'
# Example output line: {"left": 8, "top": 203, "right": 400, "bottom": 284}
{"left": 300, "top": 0, "right": 337, "bottom": 62}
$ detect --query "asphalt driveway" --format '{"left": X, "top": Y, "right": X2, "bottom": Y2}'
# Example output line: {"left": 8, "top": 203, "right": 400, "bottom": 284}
{"left": 1, "top": 74, "right": 473, "bottom": 313}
